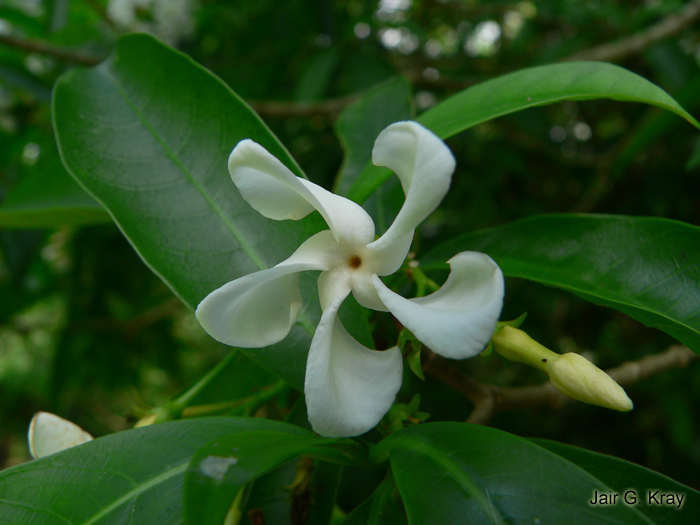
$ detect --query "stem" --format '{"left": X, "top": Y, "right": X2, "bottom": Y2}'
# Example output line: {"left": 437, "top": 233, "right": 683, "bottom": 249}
{"left": 181, "top": 379, "right": 288, "bottom": 418}
{"left": 411, "top": 267, "right": 439, "bottom": 297}
{"left": 174, "top": 350, "right": 239, "bottom": 408}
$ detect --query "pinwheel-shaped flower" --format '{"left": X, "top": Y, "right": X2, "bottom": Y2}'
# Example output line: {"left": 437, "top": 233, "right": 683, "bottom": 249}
{"left": 196, "top": 121, "right": 504, "bottom": 437}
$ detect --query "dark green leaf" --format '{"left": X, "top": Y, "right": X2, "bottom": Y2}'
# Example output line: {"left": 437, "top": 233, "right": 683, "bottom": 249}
{"left": 52, "top": 33, "right": 372, "bottom": 389}
{"left": 0, "top": 417, "right": 298, "bottom": 525}
{"left": 347, "top": 62, "right": 700, "bottom": 204}
{"left": 424, "top": 214, "right": 700, "bottom": 354}
{"left": 306, "top": 462, "right": 343, "bottom": 525}
{"left": 0, "top": 156, "right": 110, "bottom": 227}
{"left": 371, "top": 422, "right": 660, "bottom": 524}
{"left": 343, "top": 473, "right": 406, "bottom": 525}
{"left": 184, "top": 429, "right": 367, "bottom": 525}
{"left": 534, "top": 439, "right": 700, "bottom": 523}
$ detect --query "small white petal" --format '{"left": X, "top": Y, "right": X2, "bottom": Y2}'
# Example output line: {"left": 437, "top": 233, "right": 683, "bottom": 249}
{"left": 196, "top": 231, "right": 339, "bottom": 348}
{"left": 229, "top": 140, "right": 315, "bottom": 221}
{"left": 230, "top": 140, "right": 375, "bottom": 247}
{"left": 28, "top": 412, "right": 93, "bottom": 459}
{"left": 305, "top": 294, "right": 403, "bottom": 437}
{"left": 318, "top": 267, "right": 353, "bottom": 312}
{"left": 374, "top": 252, "right": 504, "bottom": 359}
{"left": 367, "top": 122, "right": 456, "bottom": 271}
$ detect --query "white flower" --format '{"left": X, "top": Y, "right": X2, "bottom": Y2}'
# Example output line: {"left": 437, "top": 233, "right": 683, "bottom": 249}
{"left": 196, "top": 121, "right": 504, "bottom": 437}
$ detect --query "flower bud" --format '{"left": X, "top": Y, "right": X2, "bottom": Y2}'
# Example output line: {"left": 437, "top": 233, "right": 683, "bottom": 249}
{"left": 491, "top": 326, "right": 633, "bottom": 411}
{"left": 547, "top": 352, "right": 633, "bottom": 411}
{"left": 28, "top": 412, "right": 93, "bottom": 459}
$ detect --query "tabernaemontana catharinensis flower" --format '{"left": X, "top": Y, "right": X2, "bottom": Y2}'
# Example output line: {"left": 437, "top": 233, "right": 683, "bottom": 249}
{"left": 491, "top": 326, "right": 633, "bottom": 411}
{"left": 196, "top": 121, "right": 505, "bottom": 437}
{"left": 28, "top": 412, "right": 93, "bottom": 459}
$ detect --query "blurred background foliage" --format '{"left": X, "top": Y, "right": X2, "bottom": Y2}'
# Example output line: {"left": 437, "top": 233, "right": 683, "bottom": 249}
{"left": 1, "top": 0, "right": 699, "bottom": 496}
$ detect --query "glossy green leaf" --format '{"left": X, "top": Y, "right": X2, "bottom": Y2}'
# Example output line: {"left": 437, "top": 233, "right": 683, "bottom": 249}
{"left": 306, "top": 462, "right": 343, "bottom": 525}
{"left": 241, "top": 460, "right": 299, "bottom": 525}
{"left": 424, "top": 214, "right": 700, "bottom": 353}
{"left": 0, "top": 417, "right": 298, "bottom": 525}
{"left": 183, "top": 429, "right": 367, "bottom": 525}
{"left": 371, "top": 422, "right": 662, "bottom": 524}
{"left": 347, "top": 62, "right": 700, "bottom": 204}
{"left": 533, "top": 439, "right": 700, "bottom": 522}
{"left": 52, "top": 33, "right": 373, "bottom": 390}
{"left": 344, "top": 473, "right": 406, "bottom": 525}
{"left": 0, "top": 156, "right": 110, "bottom": 227}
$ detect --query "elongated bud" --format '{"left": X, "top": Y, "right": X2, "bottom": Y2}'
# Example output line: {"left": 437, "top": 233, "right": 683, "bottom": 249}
{"left": 491, "top": 326, "right": 633, "bottom": 411}
{"left": 28, "top": 412, "right": 93, "bottom": 459}
{"left": 547, "top": 352, "right": 633, "bottom": 411}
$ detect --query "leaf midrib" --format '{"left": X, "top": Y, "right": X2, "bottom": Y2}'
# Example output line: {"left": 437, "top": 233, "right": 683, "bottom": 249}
{"left": 101, "top": 65, "right": 267, "bottom": 272}
{"left": 98, "top": 64, "right": 317, "bottom": 336}
{"left": 81, "top": 462, "right": 188, "bottom": 525}
{"left": 398, "top": 439, "right": 508, "bottom": 525}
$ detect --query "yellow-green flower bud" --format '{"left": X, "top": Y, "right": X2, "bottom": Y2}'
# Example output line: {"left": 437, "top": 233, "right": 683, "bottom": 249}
{"left": 491, "top": 326, "right": 633, "bottom": 412}
{"left": 547, "top": 352, "right": 633, "bottom": 412}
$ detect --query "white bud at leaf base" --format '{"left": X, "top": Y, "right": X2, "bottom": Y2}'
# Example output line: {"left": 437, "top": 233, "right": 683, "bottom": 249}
{"left": 28, "top": 412, "right": 93, "bottom": 459}
{"left": 492, "top": 326, "right": 633, "bottom": 412}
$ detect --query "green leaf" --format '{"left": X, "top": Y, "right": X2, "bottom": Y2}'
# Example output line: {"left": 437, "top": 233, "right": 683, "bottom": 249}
{"left": 371, "top": 422, "right": 663, "bottom": 523}
{"left": 344, "top": 473, "right": 406, "bottom": 525}
{"left": 52, "top": 33, "right": 370, "bottom": 389}
{"left": 183, "top": 429, "right": 367, "bottom": 525}
{"left": 0, "top": 156, "right": 110, "bottom": 227}
{"left": 424, "top": 214, "right": 700, "bottom": 354}
{"left": 346, "top": 62, "right": 700, "bottom": 204}
{"left": 533, "top": 439, "right": 700, "bottom": 523}
{"left": 686, "top": 135, "right": 700, "bottom": 170}
{"left": 0, "top": 417, "right": 300, "bottom": 525}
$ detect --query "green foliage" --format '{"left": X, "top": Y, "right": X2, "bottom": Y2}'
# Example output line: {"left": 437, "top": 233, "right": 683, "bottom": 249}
{"left": 2, "top": 1, "right": 700, "bottom": 523}
{"left": 372, "top": 422, "right": 699, "bottom": 524}
{"left": 424, "top": 214, "right": 700, "bottom": 354}
{"left": 0, "top": 418, "right": 302, "bottom": 524}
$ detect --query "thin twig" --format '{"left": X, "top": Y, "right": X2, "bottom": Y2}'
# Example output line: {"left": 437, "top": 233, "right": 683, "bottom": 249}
{"left": 0, "top": 34, "right": 104, "bottom": 65}
{"left": 563, "top": 1, "right": 700, "bottom": 63}
{"left": 423, "top": 345, "right": 697, "bottom": 425}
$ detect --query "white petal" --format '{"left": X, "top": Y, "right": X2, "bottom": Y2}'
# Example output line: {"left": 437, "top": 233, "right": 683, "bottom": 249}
{"left": 305, "top": 294, "right": 403, "bottom": 437}
{"left": 229, "top": 140, "right": 315, "bottom": 221}
{"left": 28, "top": 412, "right": 93, "bottom": 459}
{"left": 196, "top": 231, "right": 339, "bottom": 348}
{"left": 350, "top": 270, "right": 388, "bottom": 312}
{"left": 374, "top": 252, "right": 504, "bottom": 359}
{"left": 230, "top": 140, "right": 375, "bottom": 247}
{"left": 367, "top": 122, "right": 456, "bottom": 271}
{"left": 318, "top": 264, "right": 388, "bottom": 313}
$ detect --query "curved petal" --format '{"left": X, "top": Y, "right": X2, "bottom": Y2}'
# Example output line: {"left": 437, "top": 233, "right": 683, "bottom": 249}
{"left": 350, "top": 270, "right": 388, "bottom": 312}
{"left": 305, "top": 294, "right": 403, "bottom": 437}
{"left": 229, "top": 139, "right": 315, "bottom": 221}
{"left": 374, "top": 252, "right": 504, "bottom": 359}
{"left": 28, "top": 412, "right": 93, "bottom": 459}
{"left": 196, "top": 231, "right": 338, "bottom": 348}
{"left": 229, "top": 140, "right": 375, "bottom": 247}
{"left": 367, "top": 122, "right": 456, "bottom": 271}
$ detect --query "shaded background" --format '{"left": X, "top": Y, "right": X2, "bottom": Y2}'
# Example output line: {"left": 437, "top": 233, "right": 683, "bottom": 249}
{"left": 1, "top": 0, "right": 699, "bottom": 492}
